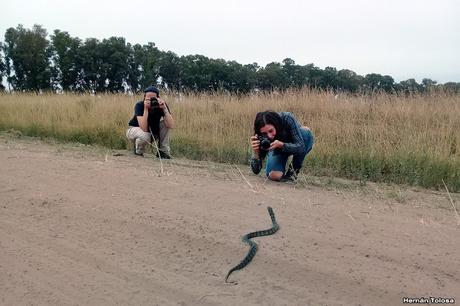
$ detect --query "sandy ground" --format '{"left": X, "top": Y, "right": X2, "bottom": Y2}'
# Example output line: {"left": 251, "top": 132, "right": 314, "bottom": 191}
{"left": 0, "top": 134, "right": 459, "bottom": 306}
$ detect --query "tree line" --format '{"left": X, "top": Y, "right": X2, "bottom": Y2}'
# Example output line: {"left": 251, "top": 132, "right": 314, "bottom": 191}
{"left": 1, "top": 24, "right": 459, "bottom": 94}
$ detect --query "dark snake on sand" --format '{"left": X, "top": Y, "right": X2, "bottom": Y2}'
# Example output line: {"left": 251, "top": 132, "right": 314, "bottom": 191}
{"left": 225, "top": 207, "right": 280, "bottom": 283}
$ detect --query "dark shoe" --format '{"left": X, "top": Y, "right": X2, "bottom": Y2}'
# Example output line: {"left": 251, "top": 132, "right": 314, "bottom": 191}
{"left": 156, "top": 150, "right": 171, "bottom": 159}
{"left": 282, "top": 172, "right": 297, "bottom": 182}
{"left": 282, "top": 163, "right": 299, "bottom": 181}
{"left": 133, "top": 146, "right": 144, "bottom": 157}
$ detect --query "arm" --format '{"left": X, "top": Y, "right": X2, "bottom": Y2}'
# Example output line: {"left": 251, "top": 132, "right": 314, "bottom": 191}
{"left": 281, "top": 114, "right": 307, "bottom": 155}
{"left": 137, "top": 99, "right": 150, "bottom": 132}
{"left": 250, "top": 135, "right": 263, "bottom": 174}
{"left": 163, "top": 106, "right": 175, "bottom": 129}
{"left": 159, "top": 99, "right": 175, "bottom": 129}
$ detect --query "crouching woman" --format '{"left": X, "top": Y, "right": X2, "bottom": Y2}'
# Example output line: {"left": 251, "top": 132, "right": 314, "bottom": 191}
{"left": 249, "top": 111, "right": 314, "bottom": 181}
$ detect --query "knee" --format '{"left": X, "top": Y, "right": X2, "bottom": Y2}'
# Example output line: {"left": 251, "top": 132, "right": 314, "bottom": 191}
{"left": 268, "top": 171, "right": 283, "bottom": 181}
{"left": 139, "top": 132, "right": 151, "bottom": 143}
{"left": 160, "top": 121, "right": 172, "bottom": 131}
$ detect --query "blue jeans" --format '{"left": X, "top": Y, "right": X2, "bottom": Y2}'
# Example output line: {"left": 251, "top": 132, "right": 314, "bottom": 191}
{"left": 265, "top": 128, "right": 314, "bottom": 176}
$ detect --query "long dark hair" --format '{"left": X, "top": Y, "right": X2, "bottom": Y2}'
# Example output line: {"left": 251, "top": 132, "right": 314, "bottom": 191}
{"left": 253, "top": 111, "right": 287, "bottom": 141}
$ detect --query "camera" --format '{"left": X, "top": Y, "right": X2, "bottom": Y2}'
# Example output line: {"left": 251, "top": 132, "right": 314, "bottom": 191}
{"left": 258, "top": 135, "right": 272, "bottom": 150}
{"left": 150, "top": 97, "right": 159, "bottom": 107}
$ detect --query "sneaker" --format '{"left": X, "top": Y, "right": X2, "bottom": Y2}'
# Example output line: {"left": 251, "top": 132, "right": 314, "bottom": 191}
{"left": 282, "top": 163, "right": 299, "bottom": 182}
{"left": 156, "top": 150, "right": 171, "bottom": 159}
{"left": 133, "top": 146, "right": 144, "bottom": 157}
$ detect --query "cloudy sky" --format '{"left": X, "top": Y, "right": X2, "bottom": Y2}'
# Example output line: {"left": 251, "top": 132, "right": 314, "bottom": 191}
{"left": 1, "top": 0, "right": 459, "bottom": 83}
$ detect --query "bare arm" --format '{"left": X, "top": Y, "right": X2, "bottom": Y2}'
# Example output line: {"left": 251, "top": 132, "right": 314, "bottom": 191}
{"left": 138, "top": 98, "right": 150, "bottom": 132}
{"left": 163, "top": 108, "right": 175, "bottom": 129}
{"left": 249, "top": 134, "right": 263, "bottom": 174}
{"left": 159, "top": 99, "right": 174, "bottom": 129}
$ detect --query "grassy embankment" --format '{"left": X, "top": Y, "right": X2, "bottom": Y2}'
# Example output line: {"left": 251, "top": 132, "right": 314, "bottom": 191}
{"left": 1, "top": 90, "right": 459, "bottom": 191}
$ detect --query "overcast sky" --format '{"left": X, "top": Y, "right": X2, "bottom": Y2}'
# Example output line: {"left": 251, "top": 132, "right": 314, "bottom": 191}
{"left": 1, "top": 0, "right": 459, "bottom": 83}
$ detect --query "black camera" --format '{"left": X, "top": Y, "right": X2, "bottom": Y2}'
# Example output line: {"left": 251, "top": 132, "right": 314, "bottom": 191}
{"left": 258, "top": 135, "right": 272, "bottom": 150}
{"left": 150, "top": 97, "right": 159, "bottom": 107}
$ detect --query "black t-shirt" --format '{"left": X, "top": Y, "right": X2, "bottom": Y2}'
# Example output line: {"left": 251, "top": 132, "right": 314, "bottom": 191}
{"left": 128, "top": 101, "right": 171, "bottom": 134}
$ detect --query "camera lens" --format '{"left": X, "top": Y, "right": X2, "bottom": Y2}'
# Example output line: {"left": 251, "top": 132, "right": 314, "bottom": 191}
{"left": 259, "top": 136, "right": 271, "bottom": 150}
{"left": 150, "top": 97, "right": 159, "bottom": 107}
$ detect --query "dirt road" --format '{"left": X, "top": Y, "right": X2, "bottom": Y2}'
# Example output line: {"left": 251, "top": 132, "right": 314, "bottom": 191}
{"left": 1, "top": 135, "right": 458, "bottom": 305}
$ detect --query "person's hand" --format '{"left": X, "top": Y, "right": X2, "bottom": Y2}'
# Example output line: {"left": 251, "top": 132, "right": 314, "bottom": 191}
{"left": 144, "top": 97, "right": 151, "bottom": 109}
{"left": 269, "top": 140, "right": 284, "bottom": 150}
{"left": 250, "top": 135, "right": 260, "bottom": 156}
{"left": 158, "top": 98, "right": 167, "bottom": 110}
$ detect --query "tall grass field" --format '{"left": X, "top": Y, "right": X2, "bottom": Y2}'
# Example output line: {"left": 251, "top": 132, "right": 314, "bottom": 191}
{"left": 1, "top": 90, "right": 459, "bottom": 191}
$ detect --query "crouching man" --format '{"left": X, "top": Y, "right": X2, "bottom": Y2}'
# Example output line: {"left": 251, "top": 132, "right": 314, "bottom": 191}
{"left": 126, "top": 86, "right": 174, "bottom": 158}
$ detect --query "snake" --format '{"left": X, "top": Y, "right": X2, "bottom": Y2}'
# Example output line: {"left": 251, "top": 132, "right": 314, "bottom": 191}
{"left": 225, "top": 206, "right": 280, "bottom": 283}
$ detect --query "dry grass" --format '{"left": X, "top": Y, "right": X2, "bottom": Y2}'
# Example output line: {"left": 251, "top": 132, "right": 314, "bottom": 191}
{"left": 1, "top": 89, "right": 459, "bottom": 191}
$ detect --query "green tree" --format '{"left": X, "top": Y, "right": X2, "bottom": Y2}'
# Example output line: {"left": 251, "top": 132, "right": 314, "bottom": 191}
{"left": 421, "top": 78, "right": 437, "bottom": 92}
{"left": 321, "top": 66, "right": 339, "bottom": 89}
{"left": 78, "top": 38, "right": 103, "bottom": 92}
{"left": 126, "top": 42, "right": 162, "bottom": 92}
{"left": 99, "top": 37, "right": 132, "bottom": 92}
{"left": 282, "top": 58, "right": 308, "bottom": 88}
{"left": 0, "top": 42, "right": 5, "bottom": 91}
{"left": 2, "top": 24, "right": 452, "bottom": 95}
{"left": 364, "top": 73, "right": 383, "bottom": 91}
{"left": 129, "top": 43, "right": 147, "bottom": 92}
{"left": 257, "top": 62, "right": 285, "bottom": 90}
{"left": 141, "top": 42, "right": 162, "bottom": 88}
{"left": 225, "top": 60, "right": 257, "bottom": 93}
{"left": 179, "top": 54, "right": 214, "bottom": 91}
{"left": 398, "top": 78, "right": 422, "bottom": 93}
{"left": 157, "top": 51, "right": 181, "bottom": 90}
{"left": 3, "top": 24, "right": 52, "bottom": 92}
{"left": 441, "top": 82, "right": 460, "bottom": 93}
{"left": 243, "top": 62, "right": 259, "bottom": 91}
{"left": 362, "top": 73, "right": 395, "bottom": 92}
{"left": 303, "top": 63, "right": 323, "bottom": 88}
{"left": 78, "top": 37, "right": 134, "bottom": 93}
{"left": 50, "top": 30, "right": 82, "bottom": 91}
{"left": 206, "top": 58, "right": 228, "bottom": 91}
{"left": 380, "top": 75, "right": 395, "bottom": 92}
{"left": 337, "top": 69, "right": 363, "bottom": 92}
